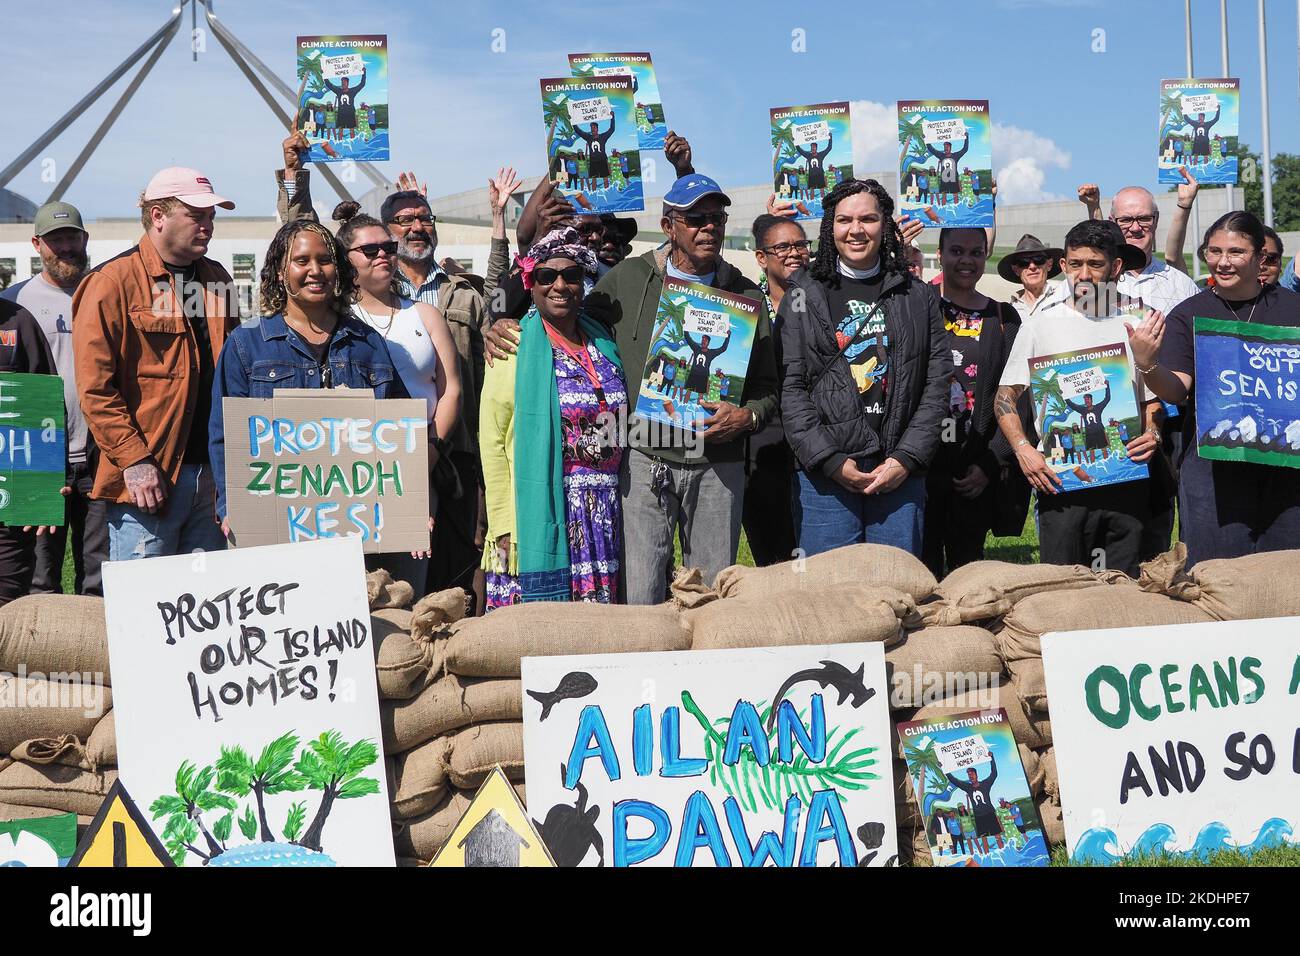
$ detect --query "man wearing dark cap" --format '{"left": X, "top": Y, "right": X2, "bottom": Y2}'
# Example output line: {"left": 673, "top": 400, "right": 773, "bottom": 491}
{"left": 999, "top": 234, "right": 1066, "bottom": 319}
{"left": 2, "top": 202, "right": 105, "bottom": 594}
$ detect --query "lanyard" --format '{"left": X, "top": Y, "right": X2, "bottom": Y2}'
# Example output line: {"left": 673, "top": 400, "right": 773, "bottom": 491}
{"left": 543, "top": 320, "right": 607, "bottom": 410}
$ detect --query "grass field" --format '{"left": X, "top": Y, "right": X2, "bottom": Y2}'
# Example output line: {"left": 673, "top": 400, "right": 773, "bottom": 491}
{"left": 1051, "top": 844, "right": 1300, "bottom": 867}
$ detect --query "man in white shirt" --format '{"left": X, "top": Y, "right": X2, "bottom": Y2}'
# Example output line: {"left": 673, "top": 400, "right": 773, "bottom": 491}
{"left": 995, "top": 220, "right": 1163, "bottom": 577}
{"left": 0, "top": 202, "right": 105, "bottom": 596}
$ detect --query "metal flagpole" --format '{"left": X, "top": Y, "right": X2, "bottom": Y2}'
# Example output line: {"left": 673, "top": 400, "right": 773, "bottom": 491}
{"left": 1221, "top": 0, "right": 1233, "bottom": 213}
{"left": 1186, "top": 0, "right": 1201, "bottom": 279}
{"left": 1259, "top": 0, "right": 1274, "bottom": 227}
{"left": 0, "top": 3, "right": 185, "bottom": 189}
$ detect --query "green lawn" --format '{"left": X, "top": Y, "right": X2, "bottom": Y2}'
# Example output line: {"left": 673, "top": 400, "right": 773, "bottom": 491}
{"left": 1051, "top": 844, "right": 1300, "bottom": 867}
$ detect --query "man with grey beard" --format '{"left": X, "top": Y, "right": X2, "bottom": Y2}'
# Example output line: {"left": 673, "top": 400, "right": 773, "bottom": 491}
{"left": 1, "top": 202, "right": 105, "bottom": 595}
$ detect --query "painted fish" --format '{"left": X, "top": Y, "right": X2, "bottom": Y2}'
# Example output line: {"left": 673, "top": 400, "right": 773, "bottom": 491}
{"left": 527, "top": 671, "right": 598, "bottom": 721}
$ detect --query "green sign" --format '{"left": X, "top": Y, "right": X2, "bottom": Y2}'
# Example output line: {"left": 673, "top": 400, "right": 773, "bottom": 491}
{"left": 0, "top": 372, "right": 65, "bottom": 527}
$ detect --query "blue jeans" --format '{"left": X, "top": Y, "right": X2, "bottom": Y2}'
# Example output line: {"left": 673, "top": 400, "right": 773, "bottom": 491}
{"left": 792, "top": 469, "right": 926, "bottom": 558}
{"left": 108, "top": 463, "right": 226, "bottom": 561}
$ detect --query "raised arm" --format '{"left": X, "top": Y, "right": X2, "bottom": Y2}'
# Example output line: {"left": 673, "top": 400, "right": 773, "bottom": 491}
{"left": 1163, "top": 169, "right": 1198, "bottom": 276}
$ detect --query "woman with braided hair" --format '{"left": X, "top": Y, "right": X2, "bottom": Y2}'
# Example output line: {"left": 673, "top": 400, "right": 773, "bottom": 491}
{"left": 777, "top": 178, "right": 952, "bottom": 557}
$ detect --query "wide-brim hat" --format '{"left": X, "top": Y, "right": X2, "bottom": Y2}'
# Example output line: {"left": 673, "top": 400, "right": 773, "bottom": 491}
{"left": 1097, "top": 220, "right": 1148, "bottom": 273}
{"left": 998, "top": 234, "right": 1064, "bottom": 283}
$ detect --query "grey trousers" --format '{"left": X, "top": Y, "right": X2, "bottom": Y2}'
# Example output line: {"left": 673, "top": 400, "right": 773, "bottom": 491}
{"left": 621, "top": 448, "right": 744, "bottom": 605}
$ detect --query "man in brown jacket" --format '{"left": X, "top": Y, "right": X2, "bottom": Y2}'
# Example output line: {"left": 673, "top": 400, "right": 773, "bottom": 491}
{"left": 74, "top": 167, "right": 239, "bottom": 560}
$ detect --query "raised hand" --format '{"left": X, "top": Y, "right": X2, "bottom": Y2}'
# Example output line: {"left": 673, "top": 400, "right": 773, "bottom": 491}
{"left": 489, "top": 166, "right": 522, "bottom": 216}
{"left": 396, "top": 171, "right": 428, "bottom": 196}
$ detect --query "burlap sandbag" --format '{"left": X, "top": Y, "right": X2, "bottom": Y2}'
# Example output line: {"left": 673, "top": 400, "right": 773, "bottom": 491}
{"left": 446, "top": 721, "right": 525, "bottom": 790}
{"left": 668, "top": 567, "right": 720, "bottom": 610}
{"left": 0, "top": 801, "right": 92, "bottom": 826}
{"left": 891, "top": 756, "right": 923, "bottom": 830}
{"left": 367, "top": 569, "right": 415, "bottom": 611}
{"left": 714, "top": 543, "right": 937, "bottom": 602}
{"left": 1018, "top": 743, "right": 1044, "bottom": 796}
{"left": 1007, "top": 657, "right": 1049, "bottom": 714}
{"left": 686, "top": 585, "right": 913, "bottom": 651}
{"left": 910, "top": 825, "right": 934, "bottom": 868}
{"left": 905, "top": 679, "right": 1052, "bottom": 750}
{"left": 1036, "top": 746, "right": 1059, "bottom": 801}
{"left": 445, "top": 603, "right": 690, "bottom": 678}
{"left": 373, "top": 608, "right": 443, "bottom": 701}
{"left": 0, "top": 761, "right": 116, "bottom": 817}
{"left": 389, "top": 736, "right": 452, "bottom": 820}
{"left": 998, "top": 587, "right": 1215, "bottom": 662}
{"left": 409, "top": 588, "right": 467, "bottom": 641}
{"left": 886, "top": 626, "right": 1003, "bottom": 709}
{"left": 1186, "top": 551, "right": 1300, "bottom": 621}
{"left": 1035, "top": 792, "right": 1065, "bottom": 847}
{"left": 391, "top": 782, "right": 529, "bottom": 860}
{"left": 381, "top": 676, "right": 521, "bottom": 754}
{"left": 10, "top": 735, "right": 93, "bottom": 771}
{"left": 86, "top": 711, "right": 115, "bottom": 769}
{"left": 0, "top": 676, "right": 112, "bottom": 754}
{"left": 0, "top": 595, "right": 110, "bottom": 682}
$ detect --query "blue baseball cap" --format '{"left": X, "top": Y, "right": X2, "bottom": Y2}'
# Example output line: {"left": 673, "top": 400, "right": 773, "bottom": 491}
{"left": 662, "top": 173, "right": 731, "bottom": 210}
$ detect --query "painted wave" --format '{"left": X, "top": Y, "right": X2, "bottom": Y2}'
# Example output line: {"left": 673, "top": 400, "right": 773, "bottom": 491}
{"left": 1071, "top": 817, "right": 1294, "bottom": 865}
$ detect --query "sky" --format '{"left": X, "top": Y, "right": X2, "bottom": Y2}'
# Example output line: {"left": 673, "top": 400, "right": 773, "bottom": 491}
{"left": 4, "top": 0, "right": 1299, "bottom": 219}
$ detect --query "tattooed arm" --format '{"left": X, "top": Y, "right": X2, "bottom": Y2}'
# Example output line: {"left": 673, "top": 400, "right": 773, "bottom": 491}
{"left": 995, "top": 384, "right": 1063, "bottom": 495}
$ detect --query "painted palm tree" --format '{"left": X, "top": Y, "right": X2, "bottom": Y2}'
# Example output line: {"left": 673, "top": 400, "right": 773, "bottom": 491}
{"left": 647, "top": 296, "right": 688, "bottom": 361}
{"left": 1159, "top": 89, "right": 1186, "bottom": 140}
{"left": 294, "top": 732, "right": 381, "bottom": 854}
{"left": 898, "top": 114, "right": 928, "bottom": 175}
{"left": 149, "top": 761, "right": 237, "bottom": 864}
{"left": 544, "top": 96, "right": 578, "bottom": 168}
{"left": 215, "top": 732, "right": 305, "bottom": 844}
{"left": 901, "top": 741, "right": 950, "bottom": 817}
{"left": 771, "top": 123, "right": 797, "bottom": 189}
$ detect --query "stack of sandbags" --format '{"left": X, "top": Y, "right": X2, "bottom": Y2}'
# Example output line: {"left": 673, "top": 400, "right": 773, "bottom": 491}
{"left": 711, "top": 544, "right": 938, "bottom": 603}
{"left": 1138, "top": 544, "right": 1300, "bottom": 622}
{"left": 885, "top": 625, "right": 1004, "bottom": 710}
{"left": 918, "top": 561, "right": 1120, "bottom": 629}
{"left": 0, "top": 595, "right": 116, "bottom": 824}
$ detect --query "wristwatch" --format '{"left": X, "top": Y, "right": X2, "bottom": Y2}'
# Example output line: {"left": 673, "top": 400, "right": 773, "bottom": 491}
{"left": 748, "top": 408, "right": 758, "bottom": 432}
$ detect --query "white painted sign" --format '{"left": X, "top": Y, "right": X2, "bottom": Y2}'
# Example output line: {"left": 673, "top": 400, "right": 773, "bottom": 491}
{"left": 923, "top": 118, "right": 968, "bottom": 145}
{"left": 522, "top": 644, "right": 897, "bottom": 867}
{"left": 1058, "top": 366, "right": 1108, "bottom": 401}
{"left": 1181, "top": 93, "right": 1219, "bottom": 117}
{"left": 1043, "top": 618, "right": 1298, "bottom": 864}
{"left": 936, "top": 734, "right": 991, "bottom": 773}
{"left": 321, "top": 53, "right": 365, "bottom": 80}
{"left": 683, "top": 305, "right": 731, "bottom": 338}
{"left": 102, "top": 537, "right": 394, "bottom": 868}
{"left": 591, "top": 65, "right": 632, "bottom": 78}
{"left": 792, "top": 120, "right": 831, "bottom": 147}
{"left": 568, "top": 96, "right": 613, "bottom": 125}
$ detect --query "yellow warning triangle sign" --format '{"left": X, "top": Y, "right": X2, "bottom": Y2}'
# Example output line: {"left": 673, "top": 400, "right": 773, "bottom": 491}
{"left": 67, "top": 780, "right": 175, "bottom": 868}
{"left": 430, "top": 766, "right": 555, "bottom": 867}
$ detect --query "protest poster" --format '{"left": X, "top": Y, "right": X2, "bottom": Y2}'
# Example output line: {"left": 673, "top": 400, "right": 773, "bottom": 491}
{"left": 0, "top": 372, "right": 65, "bottom": 527}
{"left": 1192, "top": 317, "right": 1300, "bottom": 468}
{"left": 897, "top": 100, "right": 993, "bottom": 228}
{"left": 1159, "top": 78, "right": 1239, "bottom": 185}
{"left": 222, "top": 388, "right": 429, "bottom": 554}
{"left": 68, "top": 783, "right": 173, "bottom": 868}
{"left": 770, "top": 101, "right": 853, "bottom": 221}
{"left": 0, "top": 812, "right": 77, "bottom": 867}
{"left": 430, "top": 767, "right": 555, "bottom": 868}
{"left": 633, "top": 278, "right": 760, "bottom": 435}
{"left": 102, "top": 537, "right": 394, "bottom": 867}
{"left": 522, "top": 644, "right": 896, "bottom": 867}
{"left": 569, "top": 52, "right": 666, "bottom": 151}
{"left": 296, "top": 35, "right": 389, "bottom": 164}
{"left": 541, "top": 75, "right": 644, "bottom": 215}
{"left": 1042, "top": 617, "right": 1298, "bottom": 864}
{"left": 897, "top": 709, "right": 1048, "bottom": 867}
{"left": 1028, "top": 341, "right": 1147, "bottom": 492}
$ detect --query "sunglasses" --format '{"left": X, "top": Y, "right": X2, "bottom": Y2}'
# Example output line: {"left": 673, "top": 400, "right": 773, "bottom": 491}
{"left": 1261, "top": 253, "right": 1282, "bottom": 266}
{"left": 1019, "top": 255, "right": 1051, "bottom": 268}
{"left": 534, "top": 265, "right": 585, "bottom": 286}
{"left": 349, "top": 240, "right": 398, "bottom": 260}
{"left": 673, "top": 211, "right": 729, "bottom": 229}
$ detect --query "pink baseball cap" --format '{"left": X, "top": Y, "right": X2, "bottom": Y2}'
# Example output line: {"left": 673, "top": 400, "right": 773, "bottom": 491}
{"left": 142, "top": 167, "right": 235, "bottom": 210}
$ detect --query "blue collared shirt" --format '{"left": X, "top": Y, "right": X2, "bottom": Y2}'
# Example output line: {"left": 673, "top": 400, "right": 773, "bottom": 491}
{"left": 210, "top": 312, "right": 410, "bottom": 517}
{"left": 395, "top": 263, "right": 447, "bottom": 306}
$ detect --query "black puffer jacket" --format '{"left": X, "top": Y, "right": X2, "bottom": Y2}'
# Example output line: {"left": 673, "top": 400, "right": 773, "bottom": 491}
{"left": 777, "top": 266, "right": 952, "bottom": 478}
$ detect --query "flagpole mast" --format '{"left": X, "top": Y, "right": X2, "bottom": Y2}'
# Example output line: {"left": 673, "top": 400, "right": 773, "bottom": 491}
{"left": 1186, "top": 0, "right": 1201, "bottom": 279}
{"left": 1258, "top": 0, "right": 1274, "bottom": 227}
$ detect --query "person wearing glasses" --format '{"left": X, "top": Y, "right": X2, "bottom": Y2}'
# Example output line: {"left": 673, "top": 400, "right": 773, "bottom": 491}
{"left": 1259, "top": 227, "right": 1285, "bottom": 287}
{"left": 1000, "top": 234, "right": 1066, "bottom": 319}
{"left": 1130, "top": 211, "right": 1300, "bottom": 567}
{"left": 479, "top": 227, "right": 626, "bottom": 608}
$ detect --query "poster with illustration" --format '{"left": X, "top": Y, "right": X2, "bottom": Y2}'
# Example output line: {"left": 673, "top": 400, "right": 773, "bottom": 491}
{"left": 1028, "top": 341, "right": 1147, "bottom": 492}
{"left": 296, "top": 35, "right": 389, "bottom": 164}
{"left": 770, "top": 102, "right": 853, "bottom": 221}
{"left": 1193, "top": 318, "right": 1300, "bottom": 468}
{"left": 569, "top": 52, "right": 666, "bottom": 151}
{"left": 102, "top": 537, "right": 394, "bottom": 867}
{"left": 897, "top": 709, "right": 1048, "bottom": 867}
{"left": 1043, "top": 618, "right": 1295, "bottom": 864}
{"left": 0, "top": 813, "right": 77, "bottom": 867}
{"left": 0, "top": 372, "right": 65, "bottom": 527}
{"left": 897, "top": 100, "right": 994, "bottom": 228}
{"left": 522, "top": 644, "right": 896, "bottom": 867}
{"left": 633, "top": 278, "right": 760, "bottom": 435}
{"left": 541, "top": 76, "right": 644, "bottom": 215}
{"left": 1158, "top": 78, "right": 1239, "bottom": 185}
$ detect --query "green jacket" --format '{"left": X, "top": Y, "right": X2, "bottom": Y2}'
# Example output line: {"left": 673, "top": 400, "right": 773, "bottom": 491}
{"left": 584, "top": 248, "right": 779, "bottom": 465}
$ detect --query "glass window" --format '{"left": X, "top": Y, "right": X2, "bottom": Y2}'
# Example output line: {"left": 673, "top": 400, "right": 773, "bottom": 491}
{"left": 231, "top": 254, "right": 256, "bottom": 281}
{"left": 30, "top": 257, "right": 43, "bottom": 276}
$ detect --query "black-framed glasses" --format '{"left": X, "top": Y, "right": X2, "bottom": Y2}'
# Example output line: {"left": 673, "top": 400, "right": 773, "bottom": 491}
{"left": 534, "top": 265, "right": 585, "bottom": 286}
{"left": 761, "top": 240, "right": 813, "bottom": 256}
{"left": 388, "top": 213, "right": 436, "bottom": 227}
{"left": 673, "top": 211, "right": 728, "bottom": 229}
{"left": 1113, "top": 214, "right": 1157, "bottom": 229}
{"left": 349, "top": 240, "right": 398, "bottom": 260}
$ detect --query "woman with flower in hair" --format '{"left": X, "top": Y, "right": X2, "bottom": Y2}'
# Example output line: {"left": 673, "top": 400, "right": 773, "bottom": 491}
{"left": 479, "top": 226, "right": 627, "bottom": 608}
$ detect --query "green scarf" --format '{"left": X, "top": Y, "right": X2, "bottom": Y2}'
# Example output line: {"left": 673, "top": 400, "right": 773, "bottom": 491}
{"left": 514, "top": 306, "right": 622, "bottom": 602}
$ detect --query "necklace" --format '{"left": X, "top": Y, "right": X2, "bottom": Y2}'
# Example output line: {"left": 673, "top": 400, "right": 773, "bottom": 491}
{"left": 1213, "top": 285, "right": 1261, "bottom": 324}
{"left": 357, "top": 299, "right": 398, "bottom": 337}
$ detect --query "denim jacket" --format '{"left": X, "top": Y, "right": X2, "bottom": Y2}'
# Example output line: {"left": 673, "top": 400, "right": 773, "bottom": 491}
{"left": 210, "top": 311, "right": 410, "bottom": 517}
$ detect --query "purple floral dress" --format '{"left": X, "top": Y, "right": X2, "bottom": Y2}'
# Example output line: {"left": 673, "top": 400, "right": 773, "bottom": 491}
{"left": 486, "top": 341, "right": 627, "bottom": 609}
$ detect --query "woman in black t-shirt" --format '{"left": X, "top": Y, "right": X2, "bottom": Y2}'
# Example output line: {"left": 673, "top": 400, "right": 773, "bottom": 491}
{"left": 1129, "top": 211, "right": 1300, "bottom": 566}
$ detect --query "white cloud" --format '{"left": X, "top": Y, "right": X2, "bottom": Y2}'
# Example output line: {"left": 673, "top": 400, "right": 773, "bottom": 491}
{"left": 848, "top": 100, "right": 901, "bottom": 179}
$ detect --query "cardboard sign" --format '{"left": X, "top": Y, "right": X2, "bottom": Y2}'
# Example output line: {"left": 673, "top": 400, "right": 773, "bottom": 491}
{"left": 522, "top": 644, "right": 896, "bottom": 867}
{"left": 897, "top": 99, "right": 993, "bottom": 228}
{"left": 102, "top": 537, "right": 394, "bottom": 867}
{"left": 430, "top": 767, "right": 555, "bottom": 867}
{"left": 1029, "top": 342, "right": 1148, "bottom": 493}
{"left": 569, "top": 52, "right": 666, "bottom": 151}
{"left": 1042, "top": 618, "right": 1297, "bottom": 864}
{"left": 222, "top": 388, "right": 429, "bottom": 554}
{"left": 769, "top": 101, "right": 853, "bottom": 221}
{"left": 297, "top": 35, "right": 389, "bottom": 164}
{"left": 0, "top": 372, "right": 65, "bottom": 527}
{"left": 67, "top": 782, "right": 172, "bottom": 868}
{"left": 898, "top": 709, "right": 1048, "bottom": 867}
{"left": 0, "top": 813, "right": 78, "bottom": 866}
{"left": 634, "top": 278, "right": 760, "bottom": 436}
{"left": 541, "top": 75, "right": 644, "bottom": 215}
{"left": 1158, "top": 78, "right": 1239, "bottom": 185}
{"left": 567, "top": 95, "right": 613, "bottom": 125}
{"left": 1193, "top": 318, "right": 1300, "bottom": 468}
